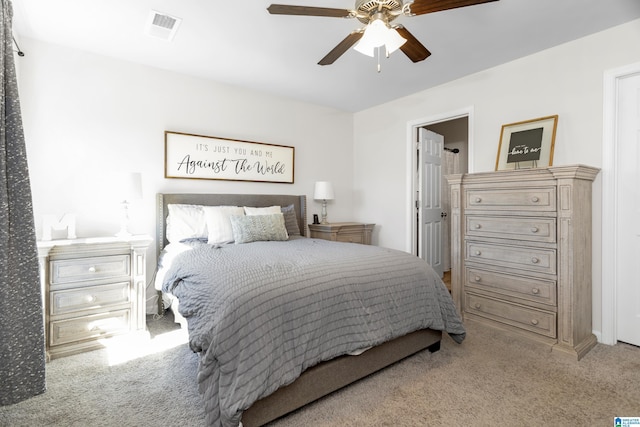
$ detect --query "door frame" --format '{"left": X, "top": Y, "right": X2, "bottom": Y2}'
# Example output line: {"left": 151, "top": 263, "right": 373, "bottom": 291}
{"left": 406, "top": 106, "right": 474, "bottom": 257}
{"left": 601, "top": 61, "right": 640, "bottom": 345}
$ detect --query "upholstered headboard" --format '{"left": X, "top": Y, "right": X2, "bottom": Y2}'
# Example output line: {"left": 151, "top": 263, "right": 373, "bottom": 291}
{"left": 156, "top": 193, "right": 307, "bottom": 255}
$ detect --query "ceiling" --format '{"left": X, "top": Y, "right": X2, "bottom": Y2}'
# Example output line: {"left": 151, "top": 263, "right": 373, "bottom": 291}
{"left": 11, "top": 0, "right": 640, "bottom": 112}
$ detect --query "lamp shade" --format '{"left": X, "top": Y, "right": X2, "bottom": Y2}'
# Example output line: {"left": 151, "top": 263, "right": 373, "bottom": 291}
{"left": 314, "top": 181, "right": 335, "bottom": 200}
{"left": 384, "top": 27, "right": 407, "bottom": 54}
{"left": 114, "top": 172, "right": 143, "bottom": 203}
{"left": 354, "top": 19, "right": 406, "bottom": 57}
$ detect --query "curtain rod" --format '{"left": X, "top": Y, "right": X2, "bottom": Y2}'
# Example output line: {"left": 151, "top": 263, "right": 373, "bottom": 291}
{"left": 12, "top": 35, "right": 25, "bottom": 57}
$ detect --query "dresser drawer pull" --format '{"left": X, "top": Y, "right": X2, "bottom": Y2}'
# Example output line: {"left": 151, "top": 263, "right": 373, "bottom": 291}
{"left": 474, "top": 303, "right": 481, "bottom": 309}
{"left": 531, "top": 319, "right": 539, "bottom": 326}
{"left": 85, "top": 295, "right": 97, "bottom": 303}
{"left": 530, "top": 227, "right": 539, "bottom": 233}
{"left": 475, "top": 197, "right": 482, "bottom": 203}
{"left": 474, "top": 224, "right": 481, "bottom": 229}
{"left": 531, "top": 196, "right": 539, "bottom": 203}
{"left": 531, "top": 257, "right": 539, "bottom": 264}
{"left": 531, "top": 288, "right": 540, "bottom": 295}
{"left": 88, "top": 266, "right": 97, "bottom": 273}
{"left": 475, "top": 250, "right": 482, "bottom": 256}
{"left": 474, "top": 276, "right": 481, "bottom": 282}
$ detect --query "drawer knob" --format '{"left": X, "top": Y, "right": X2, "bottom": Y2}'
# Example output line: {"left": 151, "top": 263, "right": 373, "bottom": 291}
{"left": 474, "top": 303, "right": 481, "bottom": 309}
{"left": 531, "top": 288, "right": 540, "bottom": 295}
{"left": 474, "top": 276, "right": 481, "bottom": 282}
{"left": 475, "top": 250, "right": 481, "bottom": 256}
{"left": 531, "top": 319, "right": 539, "bottom": 326}
{"left": 530, "top": 227, "right": 539, "bottom": 233}
{"left": 531, "top": 196, "right": 539, "bottom": 203}
{"left": 475, "top": 197, "right": 482, "bottom": 203}
{"left": 85, "top": 295, "right": 97, "bottom": 303}
{"left": 531, "top": 257, "right": 539, "bottom": 264}
{"left": 474, "top": 224, "right": 481, "bottom": 229}
{"left": 88, "top": 266, "right": 97, "bottom": 273}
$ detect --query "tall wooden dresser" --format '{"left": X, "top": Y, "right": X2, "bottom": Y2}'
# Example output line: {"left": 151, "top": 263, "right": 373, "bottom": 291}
{"left": 447, "top": 165, "right": 599, "bottom": 360}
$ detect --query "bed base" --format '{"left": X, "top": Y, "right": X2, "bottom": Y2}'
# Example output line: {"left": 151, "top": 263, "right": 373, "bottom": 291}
{"left": 241, "top": 328, "right": 442, "bottom": 427}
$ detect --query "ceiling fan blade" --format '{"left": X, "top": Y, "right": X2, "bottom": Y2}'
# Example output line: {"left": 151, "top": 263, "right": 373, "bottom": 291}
{"left": 407, "top": 0, "right": 498, "bottom": 16}
{"left": 395, "top": 26, "right": 431, "bottom": 62}
{"left": 318, "top": 31, "right": 364, "bottom": 65}
{"left": 267, "top": 4, "right": 354, "bottom": 18}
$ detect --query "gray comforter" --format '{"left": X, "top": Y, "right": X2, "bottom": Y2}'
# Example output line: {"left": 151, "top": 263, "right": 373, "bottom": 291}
{"left": 162, "top": 237, "right": 465, "bottom": 427}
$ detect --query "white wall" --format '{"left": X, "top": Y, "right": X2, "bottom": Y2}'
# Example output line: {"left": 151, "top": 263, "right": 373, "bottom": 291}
{"left": 352, "top": 18, "right": 640, "bottom": 339}
{"left": 17, "top": 38, "right": 354, "bottom": 312}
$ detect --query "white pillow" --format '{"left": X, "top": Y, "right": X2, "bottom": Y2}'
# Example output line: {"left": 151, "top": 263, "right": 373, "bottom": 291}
{"left": 166, "top": 204, "right": 207, "bottom": 243}
{"left": 244, "top": 205, "right": 281, "bottom": 215}
{"left": 202, "top": 206, "right": 245, "bottom": 245}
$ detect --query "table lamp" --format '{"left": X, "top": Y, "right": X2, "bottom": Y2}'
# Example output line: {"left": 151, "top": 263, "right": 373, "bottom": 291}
{"left": 313, "top": 181, "right": 334, "bottom": 225}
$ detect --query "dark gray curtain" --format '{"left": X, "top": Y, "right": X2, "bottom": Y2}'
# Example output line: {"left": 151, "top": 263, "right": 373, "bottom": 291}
{"left": 0, "top": 0, "right": 46, "bottom": 405}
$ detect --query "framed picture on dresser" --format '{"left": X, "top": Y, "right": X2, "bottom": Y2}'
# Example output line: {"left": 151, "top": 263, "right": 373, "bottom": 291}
{"left": 495, "top": 115, "right": 558, "bottom": 171}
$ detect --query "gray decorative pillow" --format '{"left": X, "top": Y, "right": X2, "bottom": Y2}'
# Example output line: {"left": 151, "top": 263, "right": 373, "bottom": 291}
{"left": 229, "top": 213, "right": 289, "bottom": 244}
{"left": 281, "top": 204, "right": 301, "bottom": 236}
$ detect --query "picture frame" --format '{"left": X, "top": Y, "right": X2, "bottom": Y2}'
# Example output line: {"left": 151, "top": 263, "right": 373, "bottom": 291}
{"left": 495, "top": 115, "right": 558, "bottom": 171}
{"left": 165, "top": 131, "right": 295, "bottom": 183}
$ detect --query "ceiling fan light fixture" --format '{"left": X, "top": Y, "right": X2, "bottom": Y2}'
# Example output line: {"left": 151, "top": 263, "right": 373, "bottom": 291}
{"left": 353, "top": 18, "right": 387, "bottom": 56}
{"left": 385, "top": 27, "right": 406, "bottom": 54}
{"left": 353, "top": 18, "right": 406, "bottom": 57}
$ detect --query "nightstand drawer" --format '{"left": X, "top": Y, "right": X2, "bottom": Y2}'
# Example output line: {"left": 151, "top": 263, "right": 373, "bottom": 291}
{"left": 466, "top": 241, "right": 556, "bottom": 275}
{"left": 466, "top": 187, "right": 556, "bottom": 212}
{"left": 466, "top": 216, "right": 556, "bottom": 243}
{"left": 51, "top": 255, "right": 131, "bottom": 284}
{"left": 465, "top": 267, "right": 556, "bottom": 307}
{"left": 336, "top": 233, "right": 364, "bottom": 244}
{"left": 308, "top": 222, "right": 374, "bottom": 245}
{"left": 465, "top": 293, "right": 556, "bottom": 338}
{"left": 49, "top": 309, "right": 130, "bottom": 346}
{"left": 50, "top": 282, "right": 130, "bottom": 316}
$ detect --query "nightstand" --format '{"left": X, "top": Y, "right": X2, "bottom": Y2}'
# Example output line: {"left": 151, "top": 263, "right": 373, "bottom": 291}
{"left": 37, "top": 235, "right": 152, "bottom": 360}
{"left": 308, "top": 222, "right": 374, "bottom": 245}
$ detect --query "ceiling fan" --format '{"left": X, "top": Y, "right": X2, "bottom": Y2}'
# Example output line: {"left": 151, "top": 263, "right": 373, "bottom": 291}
{"left": 267, "top": 0, "right": 498, "bottom": 66}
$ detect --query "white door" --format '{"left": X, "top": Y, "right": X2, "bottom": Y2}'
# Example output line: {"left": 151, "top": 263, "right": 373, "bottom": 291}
{"left": 418, "top": 128, "right": 444, "bottom": 277}
{"left": 616, "top": 72, "right": 640, "bottom": 346}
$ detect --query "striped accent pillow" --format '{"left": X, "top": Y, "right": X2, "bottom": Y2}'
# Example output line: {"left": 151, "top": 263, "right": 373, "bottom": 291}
{"left": 281, "top": 204, "right": 301, "bottom": 236}
{"left": 229, "top": 213, "right": 289, "bottom": 244}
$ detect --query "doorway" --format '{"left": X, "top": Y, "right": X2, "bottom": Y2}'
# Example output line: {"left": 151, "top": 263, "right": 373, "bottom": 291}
{"left": 602, "top": 61, "right": 640, "bottom": 346}
{"left": 409, "top": 109, "right": 472, "bottom": 277}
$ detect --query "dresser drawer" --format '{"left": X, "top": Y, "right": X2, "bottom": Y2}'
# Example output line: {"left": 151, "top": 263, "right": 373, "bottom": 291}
{"left": 50, "top": 282, "right": 130, "bottom": 316}
{"left": 336, "top": 233, "right": 364, "bottom": 244}
{"left": 465, "top": 293, "right": 556, "bottom": 338}
{"left": 465, "top": 267, "right": 557, "bottom": 307}
{"left": 51, "top": 255, "right": 130, "bottom": 285}
{"left": 466, "top": 216, "right": 556, "bottom": 243}
{"left": 49, "top": 309, "right": 130, "bottom": 346}
{"left": 466, "top": 187, "right": 556, "bottom": 212}
{"left": 466, "top": 241, "right": 556, "bottom": 275}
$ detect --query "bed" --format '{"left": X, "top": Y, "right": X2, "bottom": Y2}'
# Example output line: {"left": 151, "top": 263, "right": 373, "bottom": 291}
{"left": 155, "top": 193, "right": 465, "bottom": 427}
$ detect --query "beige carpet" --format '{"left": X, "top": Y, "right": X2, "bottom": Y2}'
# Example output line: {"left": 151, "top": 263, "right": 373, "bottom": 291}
{"left": 267, "top": 321, "right": 640, "bottom": 426}
{"left": 1, "top": 313, "right": 638, "bottom": 426}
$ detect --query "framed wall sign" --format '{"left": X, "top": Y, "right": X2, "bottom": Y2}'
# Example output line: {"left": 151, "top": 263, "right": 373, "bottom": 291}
{"left": 495, "top": 115, "right": 558, "bottom": 171}
{"left": 165, "top": 131, "right": 295, "bottom": 183}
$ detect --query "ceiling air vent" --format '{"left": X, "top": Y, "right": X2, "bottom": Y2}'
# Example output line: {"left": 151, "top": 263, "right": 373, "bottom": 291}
{"left": 145, "top": 10, "right": 182, "bottom": 41}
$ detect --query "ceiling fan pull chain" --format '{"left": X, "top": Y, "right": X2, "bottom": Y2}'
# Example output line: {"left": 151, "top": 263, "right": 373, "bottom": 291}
{"left": 377, "top": 46, "right": 381, "bottom": 73}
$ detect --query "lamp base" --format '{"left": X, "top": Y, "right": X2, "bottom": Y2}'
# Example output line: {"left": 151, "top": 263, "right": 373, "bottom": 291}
{"left": 320, "top": 200, "right": 329, "bottom": 224}
{"left": 115, "top": 229, "right": 133, "bottom": 238}
{"left": 116, "top": 202, "right": 132, "bottom": 238}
